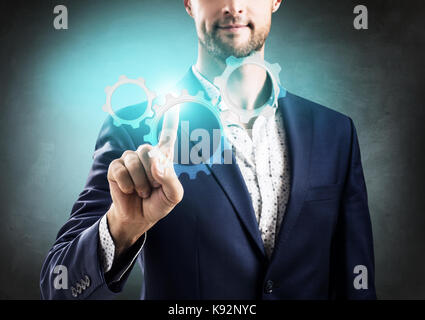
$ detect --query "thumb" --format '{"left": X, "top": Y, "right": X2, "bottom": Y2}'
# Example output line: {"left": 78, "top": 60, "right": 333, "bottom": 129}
{"left": 151, "top": 157, "right": 184, "bottom": 207}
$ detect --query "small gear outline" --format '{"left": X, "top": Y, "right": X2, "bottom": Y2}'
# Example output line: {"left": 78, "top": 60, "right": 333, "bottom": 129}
{"left": 144, "top": 89, "right": 232, "bottom": 179}
{"left": 102, "top": 75, "right": 157, "bottom": 129}
{"left": 214, "top": 54, "right": 286, "bottom": 124}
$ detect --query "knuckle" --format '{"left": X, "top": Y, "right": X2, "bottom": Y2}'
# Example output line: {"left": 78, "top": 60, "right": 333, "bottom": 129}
{"left": 125, "top": 156, "right": 140, "bottom": 171}
{"left": 115, "top": 166, "right": 129, "bottom": 181}
{"left": 109, "top": 158, "right": 119, "bottom": 169}
{"left": 138, "top": 144, "right": 153, "bottom": 161}
{"left": 121, "top": 150, "right": 133, "bottom": 158}
{"left": 122, "top": 187, "right": 134, "bottom": 194}
{"left": 119, "top": 181, "right": 134, "bottom": 194}
{"left": 123, "top": 150, "right": 136, "bottom": 158}
{"left": 108, "top": 160, "right": 121, "bottom": 179}
{"left": 137, "top": 143, "right": 152, "bottom": 154}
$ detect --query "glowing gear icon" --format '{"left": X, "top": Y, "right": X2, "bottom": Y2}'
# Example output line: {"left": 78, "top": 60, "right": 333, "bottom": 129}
{"left": 102, "top": 75, "right": 157, "bottom": 129}
{"left": 213, "top": 54, "right": 286, "bottom": 124}
{"left": 143, "top": 89, "right": 222, "bottom": 146}
{"left": 144, "top": 89, "right": 230, "bottom": 179}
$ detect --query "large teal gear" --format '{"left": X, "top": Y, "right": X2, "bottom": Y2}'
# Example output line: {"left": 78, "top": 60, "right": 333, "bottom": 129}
{"left": 145, "top": 89, "right": 231, "bottom": 179}
{"left": 213, "top": 54, "right": 286, "bottom": 124}
{"left": 102, "top": 75, "right": 156, "bottom": 129}
{"left": 144, "top": 90, "right": 223, "bottom": 143}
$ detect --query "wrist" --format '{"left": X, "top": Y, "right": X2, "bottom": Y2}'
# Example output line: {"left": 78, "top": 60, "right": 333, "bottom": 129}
{"left": 106, "top": 205, "right": 151, "bottom": 256}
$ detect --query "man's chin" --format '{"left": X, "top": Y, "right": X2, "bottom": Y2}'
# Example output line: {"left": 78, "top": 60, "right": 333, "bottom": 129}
{"left": 201, "top": 34, "right": 262, "bottom": 60}
{"left": 216, "top": 41, "right": 256, "bottom": 58}
{"left": 223, "top": 47, "right": 257, "bottom": 59}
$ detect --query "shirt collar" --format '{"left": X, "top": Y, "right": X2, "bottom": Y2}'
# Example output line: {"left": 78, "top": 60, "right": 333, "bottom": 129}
{"left": 191, "top": 64, "right": 278, "bottom": 129}
{"left": 191, "top": 65, "right": 221, "bottom": 103}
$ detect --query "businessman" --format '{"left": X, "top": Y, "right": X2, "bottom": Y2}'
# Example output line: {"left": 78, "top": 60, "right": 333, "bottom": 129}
{"left": 40, "top": 0, "right": 377, "bottom": 299}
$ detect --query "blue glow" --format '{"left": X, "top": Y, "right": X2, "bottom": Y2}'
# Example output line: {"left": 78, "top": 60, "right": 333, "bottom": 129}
{"left": 33, "top": 1, "right": 197, "bottom": 147}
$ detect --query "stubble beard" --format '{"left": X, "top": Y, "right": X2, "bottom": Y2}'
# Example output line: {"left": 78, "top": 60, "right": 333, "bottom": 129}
{"left": 199, "top": 22, "right": 270, "bottom": 60}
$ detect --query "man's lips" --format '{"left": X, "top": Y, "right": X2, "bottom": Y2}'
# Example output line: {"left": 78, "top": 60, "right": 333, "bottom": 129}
{"left": 217, "top": 24, "right": 249, "bottom": 32}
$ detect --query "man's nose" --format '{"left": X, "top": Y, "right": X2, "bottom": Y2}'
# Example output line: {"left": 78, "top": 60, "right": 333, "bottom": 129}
{"left": 222, "top": 0, "right": 245, "bottom": 16}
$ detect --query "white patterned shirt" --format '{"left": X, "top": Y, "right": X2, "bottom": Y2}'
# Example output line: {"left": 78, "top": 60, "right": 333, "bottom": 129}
{"left": 98, "top": 214, "right": 116, "bottom": 272}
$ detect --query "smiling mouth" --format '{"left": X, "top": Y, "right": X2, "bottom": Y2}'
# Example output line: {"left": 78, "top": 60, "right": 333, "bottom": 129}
{"left": 219, "top": 24, "right": 247, "bottom": 28}
{"left": 217, "top": 24, "right": 250, "bottom": 33}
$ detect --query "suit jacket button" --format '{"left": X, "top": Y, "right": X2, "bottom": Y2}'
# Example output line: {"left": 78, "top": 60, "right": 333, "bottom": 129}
{"left": 264, "top": 280, "right": 274, "bottom": 294}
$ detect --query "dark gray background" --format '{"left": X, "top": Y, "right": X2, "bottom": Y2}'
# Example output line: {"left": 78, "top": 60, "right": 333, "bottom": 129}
{"left": 1, "top": 0, "right": 424, "bottom": 299}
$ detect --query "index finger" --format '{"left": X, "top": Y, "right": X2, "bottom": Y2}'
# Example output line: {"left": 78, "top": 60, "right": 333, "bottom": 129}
{"left": 157, "top": 106, "right": 180, "bottom": 161}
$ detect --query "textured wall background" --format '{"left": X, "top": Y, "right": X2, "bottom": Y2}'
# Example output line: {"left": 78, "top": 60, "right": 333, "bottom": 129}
{"left": 0, "top": 0, "right": 424, "bottom": 299}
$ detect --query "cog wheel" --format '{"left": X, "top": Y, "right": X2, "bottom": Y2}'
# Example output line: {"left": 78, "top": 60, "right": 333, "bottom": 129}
{"left": 144, "top": 89, "right": 227, "bottom": 159}
{"left": 213, "top": 54, "right": 286, "bottom": 124}
{"left": 144, "top": 89, "right": 220, "bottom": 143}
{"left": 174, "top": 164, "right": 211, "bottom": 180}
{"left": 144, "top": 89, "right": 231, "bottom": 179}
{"left": 102, "top": 75, "right": 156, "bottom": 129}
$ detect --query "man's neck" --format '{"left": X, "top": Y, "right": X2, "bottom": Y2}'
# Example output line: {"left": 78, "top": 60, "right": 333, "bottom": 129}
{"left": 195, "top": 43, "right": 270, "bottom": 112}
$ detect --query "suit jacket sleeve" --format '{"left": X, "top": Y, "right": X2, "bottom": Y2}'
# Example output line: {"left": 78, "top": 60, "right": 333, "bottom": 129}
{"left": 330, "top": 117, "right": 377, "bottom": 299}
{"left": 40, "top": 115, "right": 141, "bottom": 299}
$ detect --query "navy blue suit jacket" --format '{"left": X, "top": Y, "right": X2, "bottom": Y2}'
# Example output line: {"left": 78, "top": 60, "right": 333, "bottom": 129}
{"left": 40, "top": 68, "right": 376, "bottom": 299}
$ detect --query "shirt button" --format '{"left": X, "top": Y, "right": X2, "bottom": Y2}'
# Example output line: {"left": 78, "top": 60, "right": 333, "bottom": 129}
{"left": 264, "top": 280, "right": 274, "bottom": 294}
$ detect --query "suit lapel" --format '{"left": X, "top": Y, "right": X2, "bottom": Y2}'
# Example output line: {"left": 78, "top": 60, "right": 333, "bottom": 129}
{"left": 270, "top": 93, "right": 313, "bottom": 261}
{"left": 205, "top": 156, "right": 267, "bottom": 258}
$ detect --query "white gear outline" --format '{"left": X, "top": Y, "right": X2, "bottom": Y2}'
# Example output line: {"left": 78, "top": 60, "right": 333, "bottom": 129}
{"left": 102, "top": 75, "right": 156, "bottom": 129}
{"left": 144, "top": 89, "right": 224, "bottom": 145}
{"left": 213, "top": 54, "right": 285, "bottom": 124}
{"left": 144, "top": 89, "right": 231, "bottom": 179}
